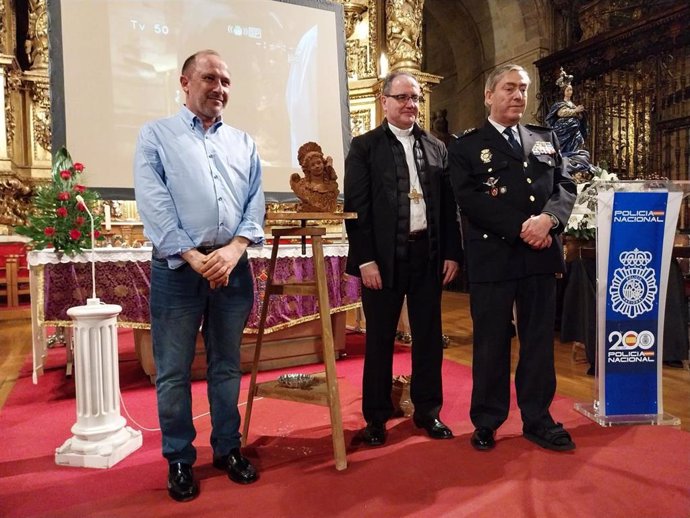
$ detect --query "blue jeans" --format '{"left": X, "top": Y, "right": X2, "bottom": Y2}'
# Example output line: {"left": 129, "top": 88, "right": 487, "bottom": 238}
{"left": 150, "top": 254, "right": 253, "bottom": 465}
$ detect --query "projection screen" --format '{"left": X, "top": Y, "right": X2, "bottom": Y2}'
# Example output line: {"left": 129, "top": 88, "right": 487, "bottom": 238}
{"left": 48, "top": 0, "right": 351, "bottom": 200}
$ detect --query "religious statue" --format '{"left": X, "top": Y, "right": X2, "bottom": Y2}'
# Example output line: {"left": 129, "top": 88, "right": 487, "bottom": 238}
{"left": 25, "top": 0, "right": 49, "bottom": 70}
{"left": 546, "top": 67, "right": 587, "bottom": 155}
{"left": 289, "top": 142, "right": 339, "bottom": 212}
{"left": 546, "top": 67, "right": 595, "bottom": 177}
{"left": 386, "top": 0, "right": 424, "bottom": 70}
{"left": 430, "top": 109, "right": 451, "bottom": 147}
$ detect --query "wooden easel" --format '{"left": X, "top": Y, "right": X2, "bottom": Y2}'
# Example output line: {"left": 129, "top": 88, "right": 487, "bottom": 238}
{"left": 241, "top": 212, "right": 356, "bottom": 471}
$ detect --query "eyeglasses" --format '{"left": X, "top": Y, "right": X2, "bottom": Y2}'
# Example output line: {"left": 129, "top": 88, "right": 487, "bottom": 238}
{"left": 384, "top": 94, "right": 425, "bottom": 104}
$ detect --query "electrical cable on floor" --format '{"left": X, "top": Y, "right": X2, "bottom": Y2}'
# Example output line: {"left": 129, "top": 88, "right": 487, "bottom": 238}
{"left": 118, "top": 390, "right": 263, "bottom": 433}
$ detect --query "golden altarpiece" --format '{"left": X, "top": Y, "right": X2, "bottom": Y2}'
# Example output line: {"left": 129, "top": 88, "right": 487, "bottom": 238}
{"left": 0, "top": 0, "right": 440, "bottom": 235}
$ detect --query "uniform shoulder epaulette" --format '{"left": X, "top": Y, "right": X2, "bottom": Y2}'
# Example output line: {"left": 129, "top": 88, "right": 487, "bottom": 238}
{"left": 524, "top": 123, "right": 551, "bottom": 131}
{"left": 458, "top": 127, "right": 477, "bottom": 138}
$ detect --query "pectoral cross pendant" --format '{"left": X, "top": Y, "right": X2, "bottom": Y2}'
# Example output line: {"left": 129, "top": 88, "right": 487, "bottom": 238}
{"left": 408, "top": 188, "right": 423, "bottom": 204}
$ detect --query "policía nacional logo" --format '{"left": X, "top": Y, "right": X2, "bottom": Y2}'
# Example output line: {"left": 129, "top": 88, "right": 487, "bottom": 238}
{"left": 608, "top": 248, "right": 658, "bottom": 319}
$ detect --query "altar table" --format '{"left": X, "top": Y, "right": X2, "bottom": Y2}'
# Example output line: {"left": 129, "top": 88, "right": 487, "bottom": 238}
{"left": 29, "top": 245, "right": 360, "bottom": 382}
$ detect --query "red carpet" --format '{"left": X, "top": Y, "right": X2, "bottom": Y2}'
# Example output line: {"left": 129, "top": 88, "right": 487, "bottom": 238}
{"left": 1, "top": 330, "right": 689, "bottom": 518}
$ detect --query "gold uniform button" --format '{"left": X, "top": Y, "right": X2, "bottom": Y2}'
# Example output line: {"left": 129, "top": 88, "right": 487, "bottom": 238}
{"left": 523, "top": 161, "right": 528, "bottom": 167}
{"left": 482, "top": 234, "right": 488, "bottom": 239}
{"left": 526, "top": 178, "right": 532, "bottom": 184}
{"left": 488, "top": 168, "right": 493, "bottom": 173}
{"left": 529, "top": 195, "right": 535, "bottom": 202}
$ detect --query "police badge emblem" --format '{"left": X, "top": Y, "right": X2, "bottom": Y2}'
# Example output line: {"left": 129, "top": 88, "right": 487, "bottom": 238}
{"left": 480, "top": 149, "right": 492, "bottom": 163}
{"left": 483, "top": 176, "right": 501, "bottom": 197}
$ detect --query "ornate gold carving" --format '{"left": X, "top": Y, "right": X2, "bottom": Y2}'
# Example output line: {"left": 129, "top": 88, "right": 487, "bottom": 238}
{"left": 368, "top": 0, "right": 378, "bottom": 77}
{"left": 346, "top": 40, "right": 369, "bottom": 79}
{"left": 350, "top": 109, "right": 372, "bottom": 137}
{"left": 26, "top": 0, "right": 49, "bottom": 70}
{"left": 0, "top": 174, "right": 35, "bottom": 226}
{"left": 343, "top": 2, "right": 367, "bottom": 40}
{"left": 0, "top": 0, "right": 6, "bottom": 51}
{"left": 578, "top": 1, "right": 610, "bottom": 41}
{"left": 28, "top": 80, "right": 51, "bottom": 155}
{"left": 336, "top": 0, "right": 378, "bottom": 80}
{"left": 385, "top": 0, "right": 424, "bottom": 72}
{"left": 4, "top": 67, "right": 21, "bottom": 152}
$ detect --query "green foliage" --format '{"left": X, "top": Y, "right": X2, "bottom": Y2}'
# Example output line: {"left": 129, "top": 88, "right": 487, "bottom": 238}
{"left": 15, "top": 147, "right": 104, "bottom": 255}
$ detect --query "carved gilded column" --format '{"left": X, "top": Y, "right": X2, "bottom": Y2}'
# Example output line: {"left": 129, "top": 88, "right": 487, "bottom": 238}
{"left": 0, "top": 64, "right": 10, "bottom": 171}
{"left": 385, "top": 0, "right": 424, "bottom": 72}
{"left": 0, "top": 0, "right": 8, "bottom": 53}
{"left": 3, "top": 66, "right": 21, "bottom": 161}
{"left": 26, "top": 0, "right": 49, "bottom": 71}
{"left": 22, "top": 72, "right": 51, "bottom": 174}
{"left": 333, "top": 0, "right": 383, "bottom": 136}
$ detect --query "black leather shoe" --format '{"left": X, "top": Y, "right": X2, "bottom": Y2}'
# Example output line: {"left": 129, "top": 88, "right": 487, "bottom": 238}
{"left": 213, "top": 448, "right": 259, "bottom": 484}
{"left": 413, "top": 416, "right": 454, "bottom": 439}
{"left": 470, "top": 427, "right": 496, "bottom": 451}
{"left": 167, "top": 462, "right": 199, "bottom": 502}
{"left": 360, "top": 422, "right": 387, "bottom": 446}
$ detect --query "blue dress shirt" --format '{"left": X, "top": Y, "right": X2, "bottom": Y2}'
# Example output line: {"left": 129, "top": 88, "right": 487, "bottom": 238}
{"left": 134, "top": 106, "right": 265, "bottom": 269}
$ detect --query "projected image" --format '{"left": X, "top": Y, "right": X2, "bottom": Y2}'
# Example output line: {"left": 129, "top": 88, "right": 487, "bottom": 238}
{"left": 55, "top": 0, "right": 348, "bottom": 194}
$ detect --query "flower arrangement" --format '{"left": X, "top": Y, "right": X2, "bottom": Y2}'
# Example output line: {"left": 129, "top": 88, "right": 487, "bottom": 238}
{"left": 564, "top": 164, "right": 619, "bottom": 241}
{"left": 16, "top": 147, "right": 104, "bottom": 255}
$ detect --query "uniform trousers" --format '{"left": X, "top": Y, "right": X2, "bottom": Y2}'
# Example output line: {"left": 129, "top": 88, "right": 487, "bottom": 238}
{"left": 469, "top": 274, "right": 557, "bottom": 431}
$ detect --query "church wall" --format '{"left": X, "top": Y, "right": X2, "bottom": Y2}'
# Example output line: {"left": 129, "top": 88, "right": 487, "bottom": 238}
{"left": 424, "top": 0, "right": 556, "bottom": 133}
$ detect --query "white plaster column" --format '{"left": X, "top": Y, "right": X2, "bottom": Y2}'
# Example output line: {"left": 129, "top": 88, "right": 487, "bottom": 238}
{"left": 55, "top": 300, "right": 142, "bottom": 469}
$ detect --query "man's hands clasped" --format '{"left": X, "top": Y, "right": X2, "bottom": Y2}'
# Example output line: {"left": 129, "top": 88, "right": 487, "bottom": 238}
{"left": 182, "top": 238, "right": 250, "bottom": 289}
{"left": 520, "top": 213, "right": 553, "bottom": 250}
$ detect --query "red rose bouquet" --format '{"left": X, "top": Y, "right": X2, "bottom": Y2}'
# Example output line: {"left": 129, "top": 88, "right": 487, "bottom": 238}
{"left": 16, "top": 147, "right": 104, "bottom": 255}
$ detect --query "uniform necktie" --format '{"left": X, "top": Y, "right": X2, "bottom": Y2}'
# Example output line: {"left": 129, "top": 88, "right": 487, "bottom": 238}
{"left": 503, "top": 127, "right": 522, "bottom": 153}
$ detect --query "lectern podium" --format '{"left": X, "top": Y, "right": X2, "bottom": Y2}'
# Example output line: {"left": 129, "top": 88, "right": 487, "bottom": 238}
{"left": 575, "top": 180, "right": 689, "bottom": 426}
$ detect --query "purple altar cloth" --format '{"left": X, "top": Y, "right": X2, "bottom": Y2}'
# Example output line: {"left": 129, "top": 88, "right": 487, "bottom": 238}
{"left": 33, "top": 246, "right": 360, "bottom": 332}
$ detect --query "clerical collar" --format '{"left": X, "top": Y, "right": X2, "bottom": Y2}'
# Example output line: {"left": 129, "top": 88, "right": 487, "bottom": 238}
{"left": 388, "top": 122, "right": 415, "bottom": 138}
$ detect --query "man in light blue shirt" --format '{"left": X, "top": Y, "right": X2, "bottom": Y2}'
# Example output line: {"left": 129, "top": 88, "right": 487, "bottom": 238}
{"left": 134, "top": 49, "right": 265, "bottom": 502}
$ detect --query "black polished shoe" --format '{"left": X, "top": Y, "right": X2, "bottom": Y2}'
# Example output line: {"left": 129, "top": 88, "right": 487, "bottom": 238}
{"left": 213, "top": 448, "right": 259, "bottom": 484}
{"left": 167, "top": 462, "right": 199, "bottom": 502}
{"left": 470, "top": 427, "right": 496, "bottom": 451}
{"left": 413, "top": 416, "right": 454, "bottom": 439}
{"left": 360, "top": 422, "right": 387, "bottom": 446}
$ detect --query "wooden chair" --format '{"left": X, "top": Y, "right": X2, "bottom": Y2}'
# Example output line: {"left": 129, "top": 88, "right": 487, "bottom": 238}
{"left": 10, "top": 254, "right": 31, "bottom": 305}
{"left": 2, "top": 257, "right": 19, "bottom": 307}
{"left": 0, "top": 259, "right": 10, "bottom": 306}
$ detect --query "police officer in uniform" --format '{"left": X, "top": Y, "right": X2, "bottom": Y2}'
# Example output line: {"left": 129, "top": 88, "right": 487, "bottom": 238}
{"left": 448, "top": 64, "right": 577, "bottom": 452}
